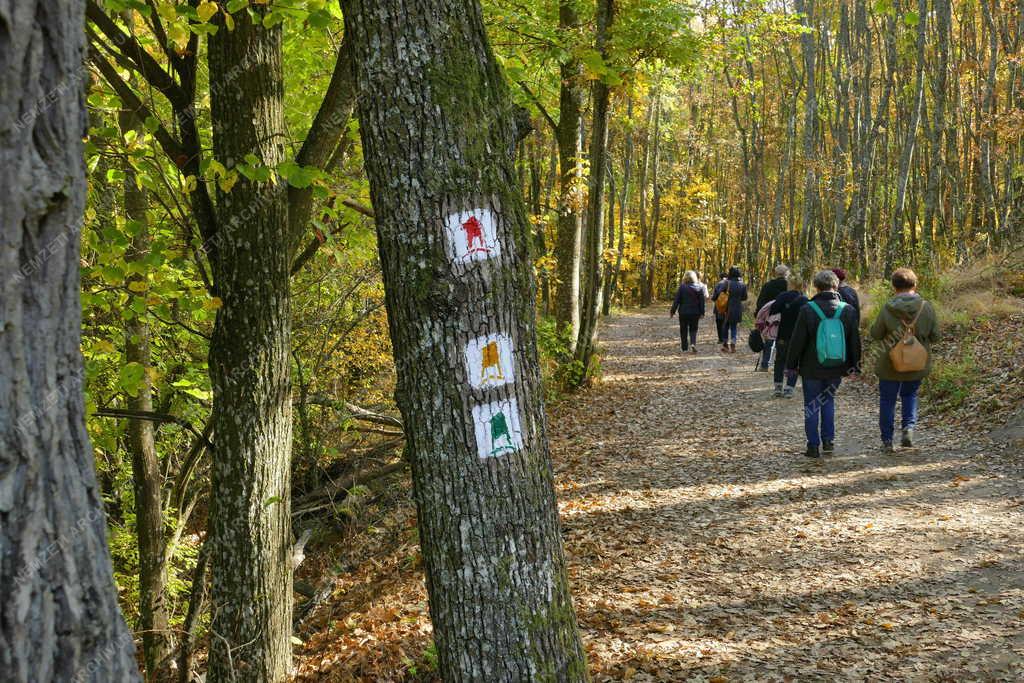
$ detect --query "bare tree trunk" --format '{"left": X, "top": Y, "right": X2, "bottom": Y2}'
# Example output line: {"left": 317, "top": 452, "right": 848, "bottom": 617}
{"left": 119, "top": 108, "right": 172, "bottom": 681}
{"left": 554, "top": 0, "right": 584, "bottom": 343}
{"left": 1, "top": 1, "right": 140, "bottom": 679}
{"left": 341, "top": 0, "right": 588, "bottom": 679}
{"left": 885, "top": 0, "right": 927, "bottom": 273}
{"left": 795, "top": 0, "right": 820, "bottom": 268}
{"left": 206, "top": 7, "right": 293, "bottom": 682}
{"left": 575, "top": 0, "right": 615, "bottom": 380}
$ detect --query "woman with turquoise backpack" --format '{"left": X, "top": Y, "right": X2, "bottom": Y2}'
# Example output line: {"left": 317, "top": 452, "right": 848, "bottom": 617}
{"left": 785, "top": 270, "right": 863, "bottom": 459}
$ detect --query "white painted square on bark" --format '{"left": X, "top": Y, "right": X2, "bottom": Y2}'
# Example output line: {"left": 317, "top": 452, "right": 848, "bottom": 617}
{"left": 444, "top": 208, "right": 501, "bottom": 262}
{"left": 472, "top": 398, "right": 523, "bottom": 459}
{"left": 464, "top": 333, "right": 515, "bottom": 390}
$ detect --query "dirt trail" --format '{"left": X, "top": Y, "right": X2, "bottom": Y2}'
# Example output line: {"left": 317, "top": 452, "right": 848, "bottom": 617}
{"left": 548, "top": 309, "right": 1024, "bottom": 682}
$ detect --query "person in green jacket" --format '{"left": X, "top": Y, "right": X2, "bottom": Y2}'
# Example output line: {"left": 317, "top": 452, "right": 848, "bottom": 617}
{"left": 869, "top": 267, "right": 939, "bottom": 453}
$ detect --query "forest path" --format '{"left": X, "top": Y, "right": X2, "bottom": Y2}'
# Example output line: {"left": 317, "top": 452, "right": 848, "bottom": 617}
{"left": 547, "top": 308, "right": 1024, "bottom": 682}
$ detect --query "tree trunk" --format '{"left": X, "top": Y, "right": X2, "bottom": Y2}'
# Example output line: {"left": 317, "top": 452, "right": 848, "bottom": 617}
{"left": 0, "top": 1, "right": 140, "bottom": 679}
{"left": 206, "top": 8, "right": 293, "bottom": 682}
{"left": 885, "top": 0, "right": 927, "bottom": 273}
{"left": 119, "top": 109, "right": 172, "bottom": 681}
{"left": 554, "top": 0, "right": 584, "bottom": 342}
{"left": 341, "top": 0, "right": 588, "bottom": 679}
{"left": 575, "top": 0, "right": 615, "bottom": 381}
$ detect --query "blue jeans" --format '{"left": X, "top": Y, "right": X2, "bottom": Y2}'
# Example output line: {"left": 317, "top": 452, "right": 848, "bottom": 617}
{"left": 879, "top": 380, "right": 922, "bottom": 443}
{"left": 802, "top": 378, "right": 842, "bottom": 446}
{"left": 761, "top": 339, "right": 775, "bottom": 369}
{"left": 725, "top": 321, "right": 738, "bottom": 344}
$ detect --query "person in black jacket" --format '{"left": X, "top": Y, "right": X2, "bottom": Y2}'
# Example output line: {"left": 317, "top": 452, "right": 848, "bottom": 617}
{"left": 755, "top": 263, "right": 791, "bottom": 370}
{"left": 713, "top": 271, "right": 728, "bottom": 344}
{"left": 712, "top": 266, "right": 748, "bottom": 352}
{"left": 768, "top": 275, "right": 808, "bottom": 398}
{"left": 670, "top": 270, "right": 707, "bottom": 353}
{"left": 786, "top": 270, "right": 862, "bottom": 458}
{"left": 831, "top": 267, "right": 861, "bottom": 311}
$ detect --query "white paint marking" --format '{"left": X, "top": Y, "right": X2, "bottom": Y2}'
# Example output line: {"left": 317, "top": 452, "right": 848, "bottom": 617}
{"left": 465, "top": 334, "right": 515, "bottom": 390}
{"left": 472, "top": 398, "right": 523, "bottom": 459}
{"left": 444, "top": 208, "right": 501, "bottom": 263}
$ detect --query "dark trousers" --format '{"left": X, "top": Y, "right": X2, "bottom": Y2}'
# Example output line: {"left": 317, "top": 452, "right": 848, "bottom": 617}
{"left": 678, "top": 315, "right": 700, "bottom": 350}
{"left": 715, "top": 315, "right": 726, "bottom": 343}
{"left": 773, "top": 339, "right": 798, "bottom": 387}
{"left": 760, "top": 339, "right": 775, "bottom": 368}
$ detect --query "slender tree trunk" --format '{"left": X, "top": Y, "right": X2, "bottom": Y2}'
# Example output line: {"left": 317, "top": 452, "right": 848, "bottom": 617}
{"left": 1, "top": 1, "right": 140, "bottom": 679}
{"left": 640, "top": 93, "right": 662, "bottom": 307}
{"left": 206, "top": 8, "right": 293, "bottom": 682}
{"left": 119, "top": 109, "right": 172, "bottom": 681}
{"left": 885, "top": 0, "right": 927, "bottom": 273}
{"left": 342, "top": 0, "right": 588, "bottom": 679}
{"left": 795, "top": 0, "right": 820, "bottom": 268}
{"left": 554, "top": 0, "right": 584, "bottom": 343}
{"left": 575, "top": 0, "right": 615, "bottom": 379}
{"left": 923, "top": 0, "right": 951, "bottom": 259}
{"left": 607, "top": 97, "right": 634, "bottom": 311}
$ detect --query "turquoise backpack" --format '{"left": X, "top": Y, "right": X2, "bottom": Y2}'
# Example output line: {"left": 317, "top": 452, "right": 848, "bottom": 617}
{"left": 807, "top": 301, "right": 848, "bottom": 367}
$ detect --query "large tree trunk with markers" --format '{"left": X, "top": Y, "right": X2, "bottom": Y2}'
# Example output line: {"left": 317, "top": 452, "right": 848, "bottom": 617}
{"left": 119, "top": 109, "right": 172, "bottom": 681}
{"left": 574, "top": 0, "right": 615, "bottom": 382}
{"left": 554, "top": 0, "right": 585, "bottom": 343}
{"left": 341, "top": 1, "right": 588, "bottom": 679}
{"left": 206, "top": 8, "right": 293, "bottom": 682}
{"left": 0, "top": 1, "right": 140, "bottom": 680}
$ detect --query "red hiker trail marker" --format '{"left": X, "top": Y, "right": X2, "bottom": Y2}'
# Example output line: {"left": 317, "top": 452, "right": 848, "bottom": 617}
{"left": 465, "top": 334, "right": 514, "bottom": 389}
{"left": 444, "top": 208, "right": 501, "bottom": 263}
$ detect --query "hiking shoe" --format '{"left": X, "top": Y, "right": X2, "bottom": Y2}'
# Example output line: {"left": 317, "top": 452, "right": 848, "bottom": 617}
{"left": 804, "top": 445, "right": 821, "bottom": 459}
{"left": 773, "top": 383, "right": 784, "bottom": 398}
{"left": 881, "top": 441, "right": 895, "bottom": 455}
{"left": 901, "top": 429, "right": 915, "bottom": 448}
{"left": 782, "top": 386, "right": 795, "bottom": 399}
{"left": 721, "top": 344, "right": 730, "bottom": 353}
{"left": 690, "top": 346, "right": 698, "bottom": 354}
{"left": 822, "top": 441, "right": 835, "bottom": 454}
{"left": 728, "top": 343, "right": 736, "bottom": 353}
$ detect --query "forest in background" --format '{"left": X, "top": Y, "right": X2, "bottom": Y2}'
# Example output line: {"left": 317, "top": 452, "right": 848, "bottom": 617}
{"left": 3, "top": 0, "right": 1021, "bottom": 680}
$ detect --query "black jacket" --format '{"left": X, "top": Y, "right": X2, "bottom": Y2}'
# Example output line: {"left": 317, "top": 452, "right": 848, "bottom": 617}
{"left": 756, "top": 277, "right": 789, "bottom": 311}
{"left": 712, "top": 277, "right": 748, "bottom": 323}
{"left": 837, "top": 284, "right": 860, "bottom": 311}
{"left": 769, "top": 290, "right": 809, "bottom": 341}
{"left": 785, "top": 291, "right": 862, "bottom": 379}
{"left": 671, "top": 283, "right": 706, "bottom": 317}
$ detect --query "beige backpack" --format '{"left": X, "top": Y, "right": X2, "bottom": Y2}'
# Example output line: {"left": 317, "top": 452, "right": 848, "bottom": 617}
{"left": 889, "top": 301, "right": 929, "bottom": 373}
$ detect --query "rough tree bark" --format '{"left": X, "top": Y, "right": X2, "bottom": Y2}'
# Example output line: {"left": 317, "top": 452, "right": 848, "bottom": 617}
{"left": 341, "top": 0, "right": 588, "bottom": 679}
{"left": 575, "top": 0, "right": 615, "bottom": 380}
{"left": 0, "top": 1, "right": 140, "bottom": 680}
{"left": 554, "top": 0, "right": 585, "bottom": 343}
{"left": 205, "top": 7, "right": 293, "bottom": 682}
{"left": 119, "top": 108, "right": 172, "bottom": 681}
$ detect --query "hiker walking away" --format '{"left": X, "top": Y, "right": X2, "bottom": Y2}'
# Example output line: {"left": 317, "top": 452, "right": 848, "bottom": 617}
{"left": 769, "top": 274, "right": 809, "bottom": 398}
{"left": 713, "top": 271, "right": 728, "bottom": 346}
{"left": 870, "top": 267, "right": 939, "bottom": 454}
{"left": 755, "top": 264, "right": 791, "bottom": 370}
{"left": 785, "top": 270, "right": 862, "bottom": 458}
{"left": 712, "top": 266, "right": 748, "bottom": 353}
{"left": 831, "top": 268, "right": 861, "bottom": 311}
{"left": 670, "top": 270, "right": 706, "bottom": 354}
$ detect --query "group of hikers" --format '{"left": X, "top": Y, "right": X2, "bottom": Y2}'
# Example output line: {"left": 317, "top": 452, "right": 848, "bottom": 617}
{"left": 670, "top": 264, "right": 939, "bottom": 458}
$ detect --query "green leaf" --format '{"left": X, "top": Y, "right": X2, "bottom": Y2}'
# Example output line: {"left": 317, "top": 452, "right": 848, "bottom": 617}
{"left": 903, "top": 10, "right": 919, "bottom": 26}
{"left": 119, "top": 362, "right": 146, "bottom": 398}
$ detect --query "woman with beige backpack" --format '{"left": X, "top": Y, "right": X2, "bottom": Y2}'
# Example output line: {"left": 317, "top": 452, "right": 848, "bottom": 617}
{"left": 869, "top": 267, "right": 940, "bottom": 454}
